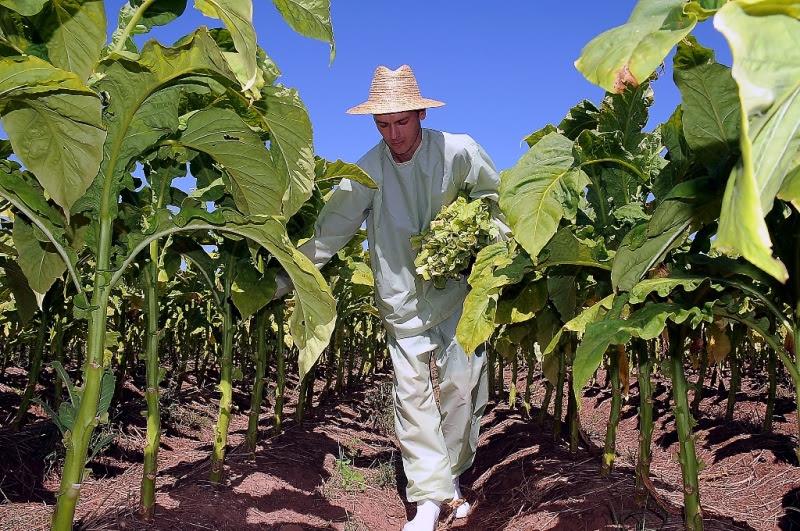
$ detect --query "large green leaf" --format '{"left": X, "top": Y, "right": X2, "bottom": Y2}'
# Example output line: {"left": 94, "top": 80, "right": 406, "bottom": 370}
{"left": 0, "top": 56, "right": 105, "bottom": 216}
{"left": 735, "top": 0, "right": 800, "bottom": 17}
{"left": 541, "top": 293, "right": 615, "bottom": 358}
{"left": 259, "top": 85, "right": 314, "bottom": 218}
{"left": 456, "top": 241, "right": 529, "bottom": 354}
{"left": 315, "top": 158, "right": 376, "bottom": 197}
{"left": 612, "top": 178, "right": 720, "bottom": 291}
{"left": 1, "top": 258, "right": 37, "bottom": 323}
{"left": 179, "top": 107, "right": 286, "bottom": 217}
{"left": 0, "top": 0, "right": 48, "bottom": 16}
{"left": 195, "top": 0, "right": 260, "bottom": 94}
{"left": 712, "top": 3, "right": 800, "bottom": 282}
{"left": 558, "top": 100, "right": 599, "bottom": 141}
{"left": 235, "top": 220, "right": 335, "bottom": 377}
{"left": 575, "top": 0, "right": 697, "bottom": 92}
{"left": 0, "top": 161, "right": 80, "bottom": 291}
{"left": 628, "top": 275, "right": 723, "bottom": 304}
{"left": 13, "top": 215, "right": 66, "bottom": 296}
{"left": 572, "top": 302, "right": 714, "bottom": 400}
{"left": 231, "top": 261, "right": 276, "bottom": 319}
{"left": 499, "top": 132, "right": 589, "bottom": 261}
{"left": 74, "top": 29, "right": 237, "bottom": 218}
{"left": 36, "top": 0, "right": 106, "bottom": 81}
{"left": 673, "top": 41, "right": 741, "bottom": 169}
{"left": 537, "top": 229, "right": 611, "bottom": 271}
{"left": 272, "top": 0, "right": 334, "bottom": 62}
{"left": 596, "top": 83, "right": 651, "bottom": 153}
{"left": 495, "top": 279, "right": 547, "bottom": 325}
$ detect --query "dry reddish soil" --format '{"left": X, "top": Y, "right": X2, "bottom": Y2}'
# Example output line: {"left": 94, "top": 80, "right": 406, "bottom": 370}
{"left": 1, "top": 363, "right": 800, "bottom": 531}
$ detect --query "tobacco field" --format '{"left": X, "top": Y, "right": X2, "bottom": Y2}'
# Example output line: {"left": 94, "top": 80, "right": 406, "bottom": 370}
{"left": 1, "top": 0, "right": 800, "bottom": 530}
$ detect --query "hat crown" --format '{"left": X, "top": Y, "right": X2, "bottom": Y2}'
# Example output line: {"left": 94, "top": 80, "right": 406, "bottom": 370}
{"left": 368, "top": 65, "right": 422, "bottom": 100}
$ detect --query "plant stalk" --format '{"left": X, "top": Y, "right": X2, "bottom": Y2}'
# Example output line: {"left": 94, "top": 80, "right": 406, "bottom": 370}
{"left": 602, "top": 347, "right": 623, "bottom": 476}
{"left": 669, "top": 328, "right": 703, "bottom": 530}
{"left": 635, "top": 340, "right": 654, "bottom": 505}
{"left": 246, "top": 307, "right": 269, "bottom": 452}
{"left": 273, "top": 303, "right": 286, "bottom": 434}
{"left": 12, "top": 312, "right": 48, "bottom": 431}
{"left": 139, "top": 252, "right": 161, "bottom": 519}
{"left": 209, "top": 273, "right": 235, "bottom": 484}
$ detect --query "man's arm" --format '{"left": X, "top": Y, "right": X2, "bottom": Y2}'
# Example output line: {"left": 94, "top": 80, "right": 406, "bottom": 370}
{"left": 274, "top": 178, "right": 374, "bottom": 298}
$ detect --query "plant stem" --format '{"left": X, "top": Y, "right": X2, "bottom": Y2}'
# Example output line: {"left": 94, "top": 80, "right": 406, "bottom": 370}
{"left": 538, "top": 381, "right": 554, "bottom": 425}
{"left": 139, "top": 252, "right": 161, "bottom": 519}
{"left": 602, "top": 347, "right": 622, "bottom": 476}
{"left": 111, "top": 0, "right": 158, "bottom": 53}
{"left": 691, "top": 333, "right": 709, "bottom": 417}
{"left": 497, "top": 350, "right": 505, "bottom": 399}
{"left": 335, "top": 327, "right": 344, "bottom": 393}
{"left": 523, "top": 348, "right": 536, "bottom": 417}
{"left": 635, "top": 340, "right": 654, "bottom": 505}
{"left": 51, "top": 282, "right": 111, "bottom": 531}
{"left": 553, "top": 346, "right": 567, "bottom": 442}
{"left": 273, "top": 303, "right": 286, "bottom": 435}
{"left": 209, "top": 272, "right": 235, "bottom": 484}
{"left": 12, "top": 312, "right": 48, "bottom": 431}
{"left": 487, "top": 342, "right": 496, "bottom": 398}
{"left": 764, "top": 347, "right": 777, "bottom": 433}
{"left": 509, "top": 351, "right": 518, "bottom": 409}
{"left": 669, "top": 327, "right": 703, "bottom": 530}
{"left": 568, "top": 364, "right": 579, "bottom": 455}
{"left": 725, "top": 345, "right": 740, "bottom": 422}
{"left": 52, "top": 313, "right": 66, "bottom": 411}
{"left": 246, "top": 307, "right": 269, "bottom": 452}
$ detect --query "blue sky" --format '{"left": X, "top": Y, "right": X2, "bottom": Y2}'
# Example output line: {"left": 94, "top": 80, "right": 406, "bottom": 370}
{"left": 122, "top": 2, "right": 733, "bottom": 171}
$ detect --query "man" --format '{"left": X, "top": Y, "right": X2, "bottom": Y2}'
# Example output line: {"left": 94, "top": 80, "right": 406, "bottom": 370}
{"left": 277, "top": 65, "right": 503, "bottom": 530}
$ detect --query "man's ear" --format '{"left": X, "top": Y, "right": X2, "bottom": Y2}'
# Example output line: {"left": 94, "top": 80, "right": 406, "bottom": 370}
{"left": 419, "top": 109, "right": 427, "bottom": 121}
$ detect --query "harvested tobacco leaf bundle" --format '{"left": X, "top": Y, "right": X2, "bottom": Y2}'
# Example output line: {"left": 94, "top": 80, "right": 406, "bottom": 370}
{"left": 411, "top": 196, "right": 499, "bottom": 289}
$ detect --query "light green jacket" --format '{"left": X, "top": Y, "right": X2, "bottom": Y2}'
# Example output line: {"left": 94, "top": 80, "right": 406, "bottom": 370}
{"left": 288, "top": 128, "right": 502, "bottom": 339}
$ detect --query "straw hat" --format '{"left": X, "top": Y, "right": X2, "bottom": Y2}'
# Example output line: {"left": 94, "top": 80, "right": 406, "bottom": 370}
{"left": 346, "top": 65, "right": 445, "bottom": 115}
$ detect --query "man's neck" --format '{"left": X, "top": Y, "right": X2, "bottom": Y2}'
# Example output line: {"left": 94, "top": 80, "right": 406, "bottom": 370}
{"left": 390, "top": 129, "right": 423, "bottom": 163}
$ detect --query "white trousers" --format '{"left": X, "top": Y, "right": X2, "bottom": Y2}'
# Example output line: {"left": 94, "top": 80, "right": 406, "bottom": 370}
{"left": 388, "top": 308, "right": 488, "bottom": 503}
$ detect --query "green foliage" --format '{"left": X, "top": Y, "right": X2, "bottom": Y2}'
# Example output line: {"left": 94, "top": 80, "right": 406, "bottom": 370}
{"left": 37, "top": 361, "right": 117, "bottom": 454}
{"left": 411, "top": 196, "right": 499, "bottom": 289}
{"left": 572, "top": 301, "right": 715, "bottom": 402}
{"left": 0, "top": 55, "right": 105, "bottom": 217}
{"left": 333, "top": 446, "right": 366, "bottom": 493}
{"left": 499, "top": 132, "right": 589, "bottom": 261}
{"left": 712, "top": 2, "right": 800, "bottom": 282}
{"left": 575, "top": 0, "right": 697, "bottom": 92}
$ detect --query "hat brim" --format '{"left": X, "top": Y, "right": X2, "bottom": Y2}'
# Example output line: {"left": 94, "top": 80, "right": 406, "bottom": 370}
{"left": 346, "top": 97, "right": 445, "bottom": 115}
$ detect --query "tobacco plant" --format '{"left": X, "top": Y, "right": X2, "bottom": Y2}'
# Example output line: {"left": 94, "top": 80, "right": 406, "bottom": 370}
{"left": 0, "top": 1, "right": 337, "bottom": 529}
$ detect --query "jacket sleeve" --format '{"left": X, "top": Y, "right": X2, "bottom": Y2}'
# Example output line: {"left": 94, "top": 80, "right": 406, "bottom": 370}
{"left": 462, "top": 139, "right": 512, "bottom": 240}
{"left": 274, "top": 178, "right": 374, "bottom": 298}
{"left": 298, "top": 178, "right": 374, "bottom": 266}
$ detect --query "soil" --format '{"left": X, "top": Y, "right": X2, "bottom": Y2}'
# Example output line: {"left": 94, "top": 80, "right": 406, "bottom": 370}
{"left": 1, "top": 362, "right": 800, "bottom": 531}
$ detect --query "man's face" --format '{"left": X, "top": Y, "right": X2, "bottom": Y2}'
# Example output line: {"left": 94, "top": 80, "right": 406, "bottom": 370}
{"left": 374, "top": 110, "right": 426, "bottom": 159}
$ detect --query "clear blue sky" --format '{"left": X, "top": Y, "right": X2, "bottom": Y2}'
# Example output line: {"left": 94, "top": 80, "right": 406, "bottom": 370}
{"left": 121, "top": 2, "right": 733, "bottom": 171}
